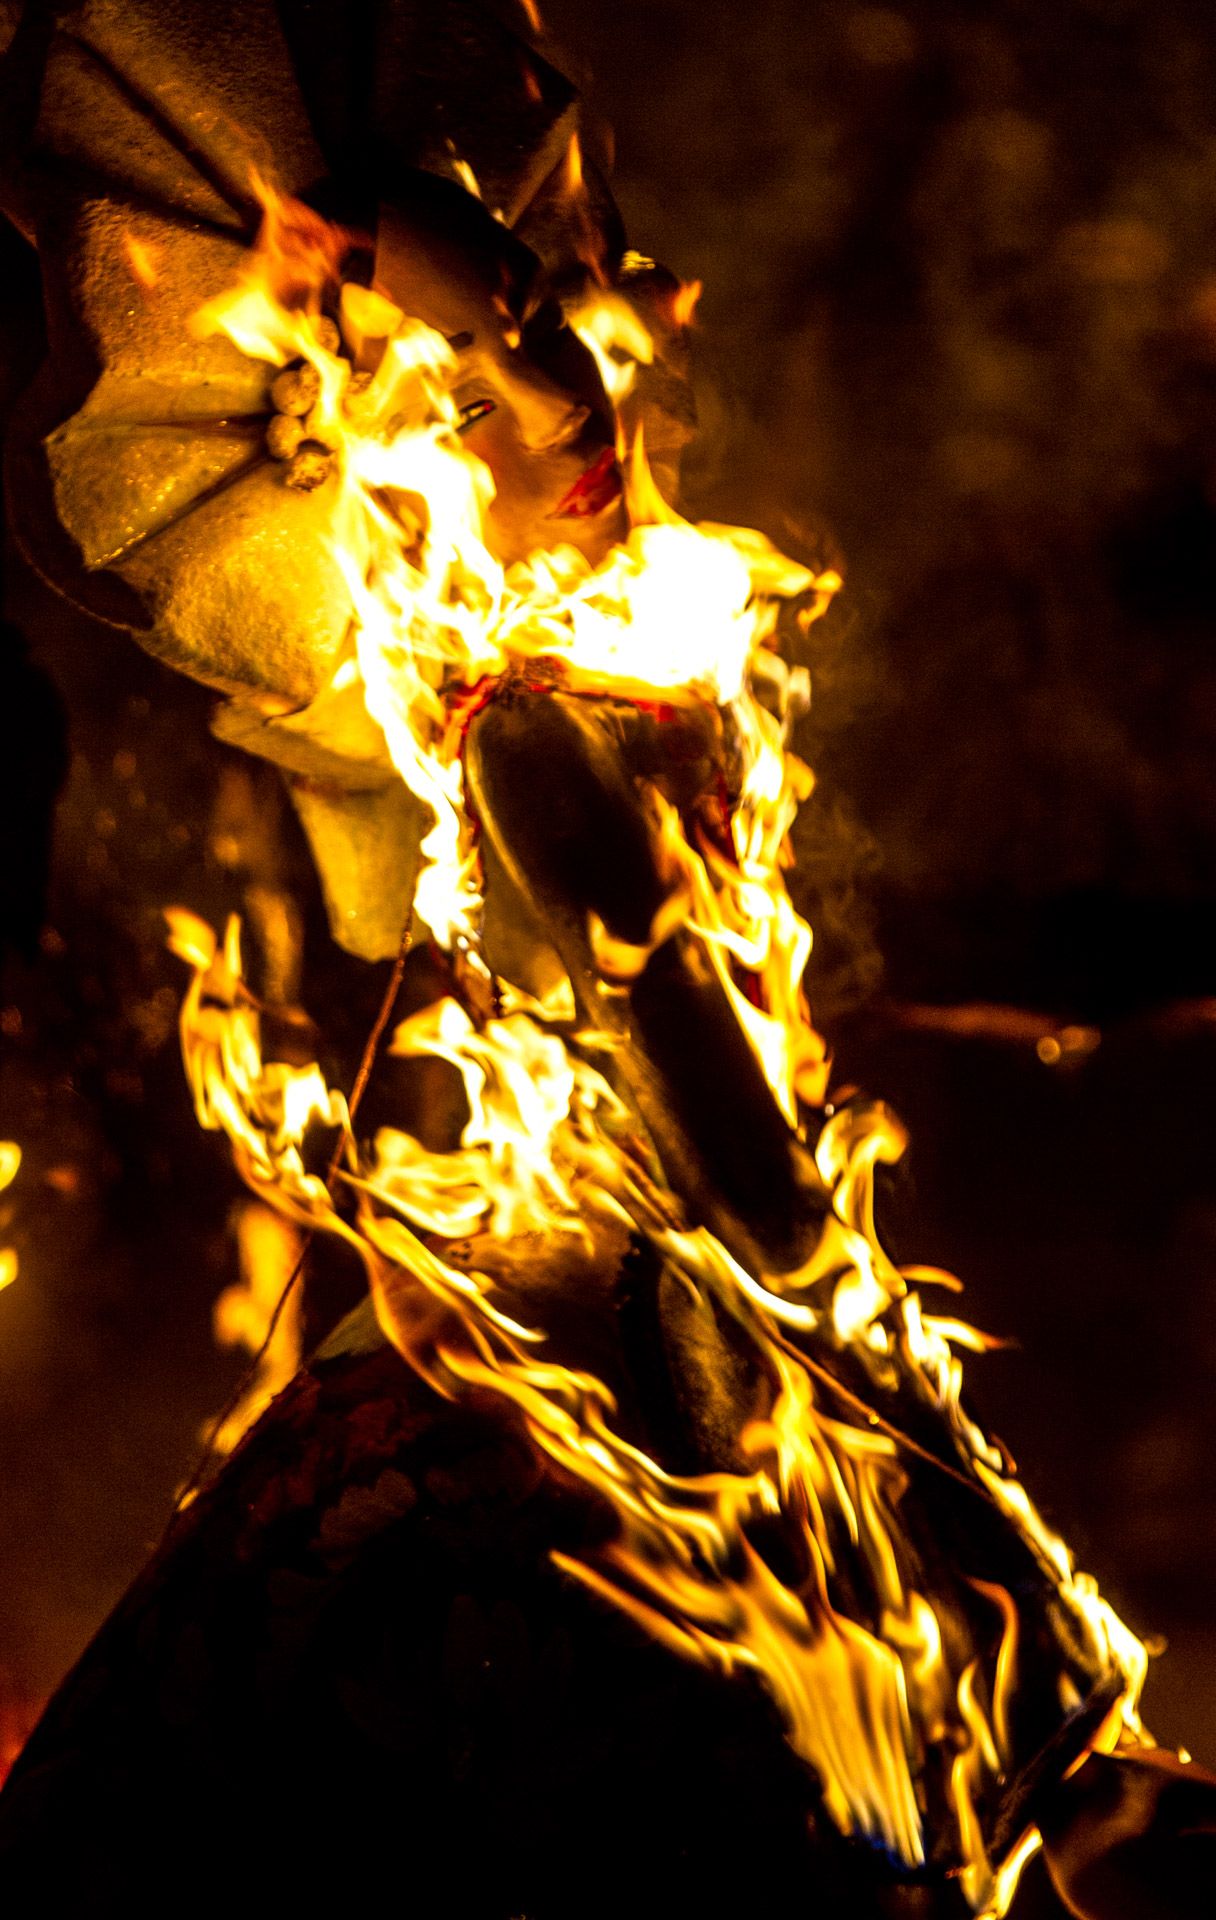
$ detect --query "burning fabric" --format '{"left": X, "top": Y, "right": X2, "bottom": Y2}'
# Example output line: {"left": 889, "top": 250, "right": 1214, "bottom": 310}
{"left": 0, "top": 4, "right": 1210, "bottom": 1917}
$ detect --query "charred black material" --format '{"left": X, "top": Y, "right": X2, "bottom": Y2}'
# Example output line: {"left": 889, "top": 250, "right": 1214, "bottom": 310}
{"left": 465, "top": 683, "right": 830, "bottom": 1275}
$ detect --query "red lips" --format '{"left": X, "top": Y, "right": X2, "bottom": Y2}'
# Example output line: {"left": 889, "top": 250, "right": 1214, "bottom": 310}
{"left": 551, "top": 447, "right": 622, "bottom": 519}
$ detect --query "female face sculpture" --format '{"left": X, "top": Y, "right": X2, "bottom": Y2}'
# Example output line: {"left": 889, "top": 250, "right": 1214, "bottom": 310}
{"left": 374, "top": 186, "right": 628, "bottom": 570}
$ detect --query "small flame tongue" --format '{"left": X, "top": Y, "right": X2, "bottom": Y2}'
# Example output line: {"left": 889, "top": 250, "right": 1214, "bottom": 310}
{"left": 170, "top": 181, "right": 1147, "bottom": 1916}
{"left": 0, "top": 1685, "right": 41, "bottom": 1791}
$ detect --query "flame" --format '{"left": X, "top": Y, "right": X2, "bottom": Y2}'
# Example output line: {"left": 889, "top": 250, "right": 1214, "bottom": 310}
{"left": 165, "top": 910, "right": 350, "bottom": 1222}
{"left": 449, "top": 154, "right": 483, "bottom": 202}
{"left": 0, "top": 1141, "right": 20, "bottom": 1293}
{"left": 673, "top": 278, "right": 703, "bottom": 329}
{"left": 206, "top": 1198, "right": 305, "bottom": 1455}
{"left": 0, "top": 1683, "right": 40, "bottom": 1791}
{"left": 169, "top": 904, "right": 1146, "bottom": 1913}
{"left": 166, "top": 184, "right": 1148, "bottom": 1911}
{"left": 556, "top": 132, "right": 609, "bottom": 286}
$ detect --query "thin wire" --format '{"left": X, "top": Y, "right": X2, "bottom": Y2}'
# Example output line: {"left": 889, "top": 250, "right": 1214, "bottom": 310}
{"left": 161, "top": 917, "right": 414, "bottom": 1537}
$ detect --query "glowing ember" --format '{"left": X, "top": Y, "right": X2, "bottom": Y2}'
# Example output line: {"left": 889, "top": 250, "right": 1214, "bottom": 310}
{"left": 165, "top": 182, "right": 1148, "bottom": 1915}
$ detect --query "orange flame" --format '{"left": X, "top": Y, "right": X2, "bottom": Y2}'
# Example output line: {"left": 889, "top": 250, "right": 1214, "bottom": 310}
{"left": 206, "top": 1198, "right": 306, "bottom": 1456}
{"left": 673, "top": 278, "right": 703, "bottom": 329}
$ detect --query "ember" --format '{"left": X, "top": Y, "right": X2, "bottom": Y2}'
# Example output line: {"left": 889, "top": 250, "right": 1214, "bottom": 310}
{"left": 0, "top": 1686, "right": 39, "bottom": 1794}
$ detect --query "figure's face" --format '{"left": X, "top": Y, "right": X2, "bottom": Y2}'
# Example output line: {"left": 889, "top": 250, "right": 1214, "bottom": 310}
{"left": 375, "top": 199, "right": 627, "bottom": 569}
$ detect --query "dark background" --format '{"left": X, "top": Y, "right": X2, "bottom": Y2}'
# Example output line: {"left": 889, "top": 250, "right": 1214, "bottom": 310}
{"left": 2, "top": 1, "right": 1215, "bottom": 1903}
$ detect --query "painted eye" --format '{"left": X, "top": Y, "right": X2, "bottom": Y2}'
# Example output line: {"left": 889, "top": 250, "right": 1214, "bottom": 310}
{"left": 457, "top": 398, "right": 495, "bottom": 432}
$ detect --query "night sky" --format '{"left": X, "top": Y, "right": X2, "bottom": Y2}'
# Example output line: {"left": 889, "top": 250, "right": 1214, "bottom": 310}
{"left": 2, "top": 3, "right": 1216, "bottom": 1904}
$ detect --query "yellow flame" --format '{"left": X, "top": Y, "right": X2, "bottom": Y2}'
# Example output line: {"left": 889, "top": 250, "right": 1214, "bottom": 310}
{"left": 451, "top": 156, "right": 483, "bottom": 201}
{"left": 165, "top": 185, "right": 1148, "bottom": 1909}
{"left": 166, "top": 910, "right": 350, "bottom": 1225}
{"left": 673, "top": 278, "right": 703, "bottom": 328}
{"left": 377, "top": 995, "right": 633, "bottom": 1242}
{"left": 168, "top": 905, "right": 1147, "bottom": 1909}
{"left": 567, "top": 288, "right": 655, "bottom": 404}
{"left": 206, "top": 1198, "right": 305, "bottom": 1455}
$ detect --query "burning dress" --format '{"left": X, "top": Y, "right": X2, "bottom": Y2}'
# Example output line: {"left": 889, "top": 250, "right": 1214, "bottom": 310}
{"left": 0, "top": 3, "right": 1186, "bottom": 1916}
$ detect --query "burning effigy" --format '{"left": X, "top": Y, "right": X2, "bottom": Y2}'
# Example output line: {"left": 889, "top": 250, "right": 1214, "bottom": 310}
{"left": 0, "top": 3, "right": 1212, "bottom": 1916}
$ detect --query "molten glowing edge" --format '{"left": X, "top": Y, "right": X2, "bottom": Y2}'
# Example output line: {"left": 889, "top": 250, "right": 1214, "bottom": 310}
{"left": 206, "top": 1199, "right": 306, "bottom": 1456}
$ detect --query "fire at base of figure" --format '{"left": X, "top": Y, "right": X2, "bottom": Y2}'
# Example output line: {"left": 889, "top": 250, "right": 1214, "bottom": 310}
{"left": 159, "top": 182, "right": 1152, "bottom": 1918}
